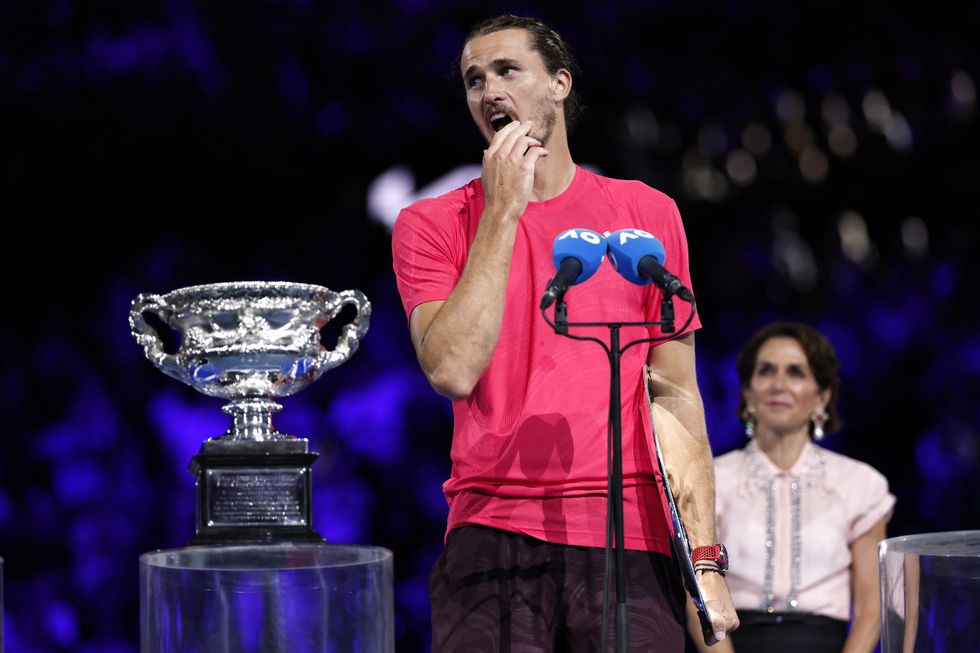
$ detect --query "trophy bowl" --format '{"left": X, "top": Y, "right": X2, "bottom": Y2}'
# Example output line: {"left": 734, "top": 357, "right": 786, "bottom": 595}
{"left": 130, "top": 281, "right": 370, "bottom": 442}
{"left": 130, "top": 281, "right": 370, "bottom": 399}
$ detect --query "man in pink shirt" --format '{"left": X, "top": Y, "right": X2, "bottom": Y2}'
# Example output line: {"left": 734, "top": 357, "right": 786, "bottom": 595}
{"left": 392, "top": 14, "right": 738, "bottom": 651}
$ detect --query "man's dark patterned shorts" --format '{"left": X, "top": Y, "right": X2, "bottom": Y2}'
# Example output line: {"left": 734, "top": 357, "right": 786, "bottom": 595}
{"left": 429, "top": 525, "right": 685, "bottom": 652}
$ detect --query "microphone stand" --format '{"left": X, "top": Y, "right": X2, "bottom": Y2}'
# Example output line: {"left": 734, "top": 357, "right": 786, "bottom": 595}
{"left": 545, "top": 295, "right": 695, "bottom": 653}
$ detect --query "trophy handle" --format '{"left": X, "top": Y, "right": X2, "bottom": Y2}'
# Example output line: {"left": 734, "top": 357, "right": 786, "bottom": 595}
{"left": 316, "top": 289, "right": 372, "bottom": 371}
{"left": 129, "top": 293, "right": 187, "bottom": 383}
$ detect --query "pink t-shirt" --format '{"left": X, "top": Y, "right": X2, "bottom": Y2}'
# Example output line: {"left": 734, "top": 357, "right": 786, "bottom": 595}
{"left": 715, "top": 440, "right": 895, "bottom": 621}
{"left": 392, "top": 166, "right": 701, "bottom": 553}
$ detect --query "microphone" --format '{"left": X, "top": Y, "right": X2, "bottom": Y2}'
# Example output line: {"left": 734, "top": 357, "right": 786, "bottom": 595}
{"left": 540, "top": 228, "right": 607, "bottom": 309}
{"left": 606, "top": 229, "right": 694, "bottom": 302}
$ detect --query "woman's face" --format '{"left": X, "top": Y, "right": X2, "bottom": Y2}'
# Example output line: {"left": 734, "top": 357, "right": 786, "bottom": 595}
{"left": 743, "top": 336, "right": 830, "bottom": 437}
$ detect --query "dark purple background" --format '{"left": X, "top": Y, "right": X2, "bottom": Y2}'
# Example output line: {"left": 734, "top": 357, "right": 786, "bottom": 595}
{"left": 2, "top": 1, "right": 978, "bottom": 651}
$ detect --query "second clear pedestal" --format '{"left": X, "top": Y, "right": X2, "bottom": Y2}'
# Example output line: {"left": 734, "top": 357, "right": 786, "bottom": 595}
{"left": 141, "top": 543, "right": 393, "bottom": 653}
{"left": 879, "top": 530, "right": 980, "bottom": 653}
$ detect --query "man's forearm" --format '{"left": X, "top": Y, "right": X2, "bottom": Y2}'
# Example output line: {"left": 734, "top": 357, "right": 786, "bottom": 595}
{"left": 647, "top": 338, "right": 739, "bottom": 641}
{"left": 415, "top": 207, "right": 519, "bottom": 400}
{"left": 648, "top": 383, "right": 717, "bottom": 545}
{"left": 413, "top": 120, "right": 547, "bottom": 400}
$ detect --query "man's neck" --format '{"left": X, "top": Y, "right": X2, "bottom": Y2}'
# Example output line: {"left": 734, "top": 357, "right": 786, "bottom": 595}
{"left": 530, "top": 139, "right": 576, "bottom": 202}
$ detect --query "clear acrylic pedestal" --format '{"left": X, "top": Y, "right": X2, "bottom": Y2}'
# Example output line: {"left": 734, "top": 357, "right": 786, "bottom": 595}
{"left": 141, "top": 543, "right": 393, "bottom": 653}
{"left": 879, "top": 530, "right": 980, "bottom": 653}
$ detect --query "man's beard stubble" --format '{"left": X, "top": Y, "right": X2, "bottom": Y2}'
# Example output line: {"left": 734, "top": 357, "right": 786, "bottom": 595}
{"left": 479, "top": 95, "right": 559, "bottom": 149}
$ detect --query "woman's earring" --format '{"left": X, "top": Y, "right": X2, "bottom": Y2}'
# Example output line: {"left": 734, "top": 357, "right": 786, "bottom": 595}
{"left": 742, "top": 408, "right": 756, "bottom": 438}
{"left": 811, "top": 409, "right": 829, "bottom": 440}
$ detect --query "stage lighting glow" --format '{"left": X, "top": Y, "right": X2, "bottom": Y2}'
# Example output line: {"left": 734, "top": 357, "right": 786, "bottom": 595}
{"left": 902, "top": 216, "right": 929, "bottom": 258}
{"left": 0, "top": 490, "right": 10, "bottom": 526}
{"left": 772, "top": 212, "right": 818, "bottom": 291}
{"left": 367, "top": 164, "right": 482, "bottom": 232}
{"left": 862, "top": 89, "right": 892, "bottom": 131}
{"left": 884, "top": 112, "right": 914, "bottom": 151}
{"left": 951, "top": 70, "right": 976, "bottom": 106}
{"left": 799, "top": 146, "right": 829, "bottom": 183}
{"left": 697, "top": 123, "right": 728, "bottom": 159}
{"left": 315, "top": 102, "right": 349, "bottom": 136}
{"left": 741, "top": 122, "right": 771, "bottom": 156}
{"left": 44, "top": 600, "right": 79, "bottom": 647}
{"left": 775, "top": 88, "right": 806, "bottom": 124}
{"left": 783, "top": 122, "right": 814, "bottom": 155}
{"left": 821, "top": 94, "right": 851, "bottom": 125}
{"left": 827, "top": 124, "right": 858, "bottom": 158}
{"left": 724, "top": 149, "right": 756, "bottom": 186}
{"left": 624, "top": 106, "right": 660, "bottom": 147}
{"left": 148, "top": 390, "right": 228, "bottom": 469}
{"left": 327, "top": 370, "right": 415, "bottom": 464}
{"left": 838, "top": 210, "right": 872, "bottom": 264}
{"left": 313, "top": 480, "right": 374, "bottom": 544}
{"left": 682, "top": 155, "right": 729, "bottom": 202}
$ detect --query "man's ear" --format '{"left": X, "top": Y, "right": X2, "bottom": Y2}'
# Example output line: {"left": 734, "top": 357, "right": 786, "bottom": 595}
{"left": 551, "top": 68, "right": 572, "bottom": 102}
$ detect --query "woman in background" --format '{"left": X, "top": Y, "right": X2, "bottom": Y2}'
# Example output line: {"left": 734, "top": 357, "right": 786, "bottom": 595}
{"left": 689, "top": 322, "right": 894, "bottom": 653}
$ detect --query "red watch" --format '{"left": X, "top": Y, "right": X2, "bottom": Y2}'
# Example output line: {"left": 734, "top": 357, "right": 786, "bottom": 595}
{"left": 691, "top": 544, "right": 729, "bottom": 571}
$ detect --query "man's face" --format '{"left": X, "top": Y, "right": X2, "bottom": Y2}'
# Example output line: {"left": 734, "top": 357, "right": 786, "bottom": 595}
{"left": 460, "top": 28, "right": 564, "bottom": 146}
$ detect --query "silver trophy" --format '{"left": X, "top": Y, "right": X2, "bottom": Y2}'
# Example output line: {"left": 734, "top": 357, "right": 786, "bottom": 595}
{"left": 130, "top": 281, "right": 370, "bottom": 543}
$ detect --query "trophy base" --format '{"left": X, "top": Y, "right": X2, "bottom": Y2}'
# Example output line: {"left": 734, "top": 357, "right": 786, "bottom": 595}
{"left": 189, "top": 526, "right": 325, "bottom": 546}
{"left": 188, "top": 438, "right": 325, "bottom": 545}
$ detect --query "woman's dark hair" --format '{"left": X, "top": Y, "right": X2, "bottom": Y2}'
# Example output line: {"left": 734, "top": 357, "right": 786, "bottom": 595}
{"left": 463, "top": 15, "right": 583, "bottom": 128}
{"left": 736, "top": 322, "right": 842, "bottom": 436}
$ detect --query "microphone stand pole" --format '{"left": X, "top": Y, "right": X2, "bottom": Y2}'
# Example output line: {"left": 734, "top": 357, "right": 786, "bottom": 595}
{"left": 608, "top": 323, "right": 629, "bottom": 652}
{"left": 548, "top": 297, "right": 686, "bottom": 653}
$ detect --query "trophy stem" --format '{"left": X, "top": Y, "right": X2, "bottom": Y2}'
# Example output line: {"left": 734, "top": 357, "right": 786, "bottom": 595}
{"left": 221, "top": 399, "right": 284, "bottom": 440}
{"left": 193, "top": 397, "right": 321, "bottom": 544}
